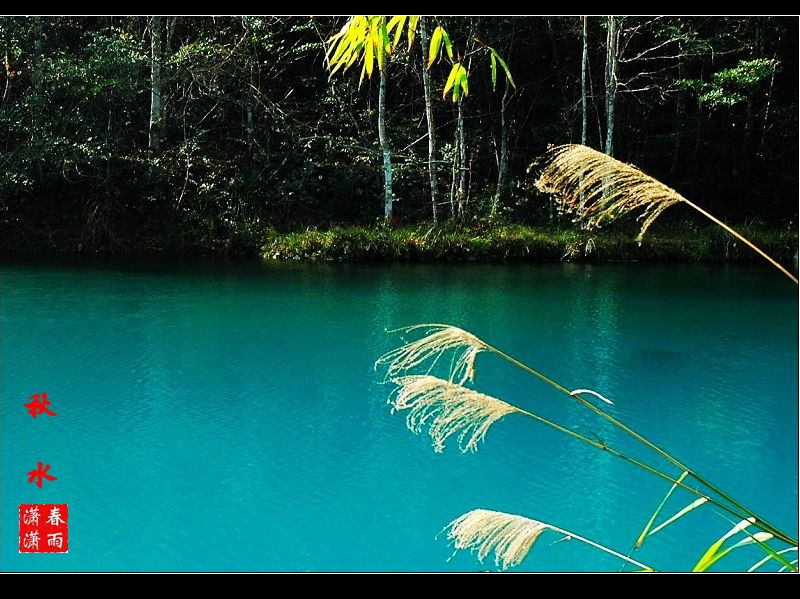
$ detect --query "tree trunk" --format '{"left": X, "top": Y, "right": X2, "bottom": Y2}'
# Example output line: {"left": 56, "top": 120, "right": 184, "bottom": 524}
{"left": 760, "top": 56, "right": 776, "bottom": 150}
{"left": 148, "top": 16, "right": 163, "bottom": 157}
{"left": 419, "top": 17, "right": 439, "bottom": 224}
{"left": 604, "top": 16, "right": 618, "bottom": 157}
{"left": 378, "top": 64, "right": 393, "bottom": 223}
{"left": 492, "top": 79, "right": 510, "bottom": 219}
{"left": 581, "top": 16, "right": 589, "bottom": 147}
{"left": 449, "top": 130, "right": 457, "bottom": 215}
{"left": 579, "top": 16, "right": 589, "bottom": 215}
{"left": 456, "top": 94, "right": 467, "bottom": 219}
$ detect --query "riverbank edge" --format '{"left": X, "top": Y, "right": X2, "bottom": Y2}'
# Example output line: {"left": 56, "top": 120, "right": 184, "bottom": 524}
{"left": 262, "top": 224, "right": 798, "bottom": 264}
{"left": 2, "top": 223, "right": 797, "bottom": 265}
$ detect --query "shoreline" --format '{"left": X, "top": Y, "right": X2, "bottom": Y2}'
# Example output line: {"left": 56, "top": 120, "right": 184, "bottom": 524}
{"left": 263, "top": 224, "right": 798, "bottom": 265}
{"left": 2, "top": 223, "right": 797, "bottom": 266}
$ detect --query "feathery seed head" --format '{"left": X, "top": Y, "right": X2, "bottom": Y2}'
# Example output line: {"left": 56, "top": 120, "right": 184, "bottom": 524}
{"left": 390, "top": 375, "right": 519, "bottom": 453}
{"left": 535, "top": 144, "right": 685, "bottom": 244}
{"left": 376, "top": 324, "right": 488, "bottom": 384}
{"left": 446, "top": 509, "right": 550, "bottom": 571}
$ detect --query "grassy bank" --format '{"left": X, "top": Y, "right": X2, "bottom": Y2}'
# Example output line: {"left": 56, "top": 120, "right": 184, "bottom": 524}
{"left": 263, "top": 223, "right": 798, "bottom": 264}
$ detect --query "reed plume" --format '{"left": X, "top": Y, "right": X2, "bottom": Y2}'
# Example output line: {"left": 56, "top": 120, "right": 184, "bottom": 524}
{"left": 390, "top": 375, "right": 520, "bottom": 453}
{"left": 376, "top": 324, "right": 488, "bottom": 384}
{"left": 446, "top": 509, "right": 549, "bottom": 570}
{"left": 535, "top": 144, "right": 798, "bottom": 284}
{"left": 446, "top": 508, "right": 654, "bottom": 571}
{"left": 535, "top": 144, "right": 682, "bottom": 242}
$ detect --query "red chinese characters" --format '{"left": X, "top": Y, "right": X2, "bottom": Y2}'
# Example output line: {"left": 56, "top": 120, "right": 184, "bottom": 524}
{"left": 19, "top": 504, "right": 69, "bottom": 554}
{"left": 24, "top": 393, "right": 58, "bottom": 489}
{"left": 25, "top": 393, "right": 57, "bottom": 418}
{"left": 27, "top": 462, "right": 57, "bottom": 488}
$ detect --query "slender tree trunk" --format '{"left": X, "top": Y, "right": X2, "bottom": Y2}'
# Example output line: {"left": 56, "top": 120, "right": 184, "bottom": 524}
{"left": 581, "top": 16, "right": 588, "bottom": 147}
{"left": 106, "top": 105, "right": 113, "bottom": 182}
{"left": 760, "top": 57, "right": 776, "bottom": 150}
{"left": 456, "top": 94, "right": 467, "bottom": 219}
{"left": 579, "top": 16, "right": 589, "bottom": 215}
{"left": 419, "top": 17, "right": 439, "bottom": 224}
{"left": 148, "top": 16, "right": 163, "bottom": 157}
{"left": 492, "top": 79, "right": 510, "bottom": 220}
{"left": 378, "top": 64, "right": 393, "bottom": 223}
{"left": 604, "top": 16, "right": 618, "bottom": 157}
{"left": 104, "top": 17, "right": 114, "bottom": 185}
{"left": 449, "top": 129, "right": 457, "bottom": 215}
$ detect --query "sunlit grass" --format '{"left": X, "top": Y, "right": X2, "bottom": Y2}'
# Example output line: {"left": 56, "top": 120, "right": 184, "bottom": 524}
{"left": 263, "top": 222, "right": 797, "bottom": 263}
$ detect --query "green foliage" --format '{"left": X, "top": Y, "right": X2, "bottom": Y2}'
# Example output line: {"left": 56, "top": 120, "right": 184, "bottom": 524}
{"left": 0, "top": 16, "right": 796, "bottom": 254}
{"left": 677, "top": 58, "right": 779, "bottom": 108}
{"left": 427, "top": 23, "right": 514, "bottom": 103}
{"left": 262, "top": 223, "right": 797, "bottom": 263}
{"left": 427, "top": 25, "right": 453, "bottom": 67}
{"left": 443, "top": 62, "right": 468, "bottom": 101}
{"left": 488, "top": 46, "right": 514, "bottom": 90}
{"left": 325, "top": 16, "right": 412, "bottom": 80}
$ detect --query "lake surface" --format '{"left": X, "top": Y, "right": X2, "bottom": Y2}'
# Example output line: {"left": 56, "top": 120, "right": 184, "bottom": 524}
{"left": 1, "top": 259, "right": 797, "bottom": 572}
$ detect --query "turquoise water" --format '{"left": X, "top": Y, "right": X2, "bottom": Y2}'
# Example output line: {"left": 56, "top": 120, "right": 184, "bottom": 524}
{"left": 1, "top": 260, "right": 797, "bottom": 572}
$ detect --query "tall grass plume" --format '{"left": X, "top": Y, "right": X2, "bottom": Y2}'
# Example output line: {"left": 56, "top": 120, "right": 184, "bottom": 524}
{"left": 376, "top": 324, "right": 488, "bottom": 384}
{"left": 390, "top": 375, "right": 519, "bottom": 452}
{"left": 534, "top": 144, "right": 798, "bottom": 284}
{"left": 446, "top": 508, "right": 653, "bottom": 571}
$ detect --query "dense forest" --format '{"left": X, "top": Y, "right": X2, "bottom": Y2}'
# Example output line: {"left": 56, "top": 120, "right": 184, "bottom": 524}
{"left": 0, "top": 16, "right": 797, "bottom": 255}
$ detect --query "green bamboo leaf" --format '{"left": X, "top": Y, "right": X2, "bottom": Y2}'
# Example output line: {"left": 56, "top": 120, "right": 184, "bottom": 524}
{"left": 407, "top": 16, "right": 419, "bottom": 49}
{"left": 648, "top": 496, "right": 708, "bottom": 537}
{"left": 634, "top": 472, "right": 688, "bottom": 549}
{"left": 325, "top": 19, "right": 352, "bottom": 58}
{"left": 443, "top": 62, "right": 460, "bottom": 99}
{"left": 379, "top": 18, "right": 390, "bottom": 54}
{"left": 345, "top": 42, "right": 362, "bottom": 70}
{"left": 489, "top": 47, "right": 516, "bottom": 88}
{"left": 693, "top": 518, "right": 755, "bottom": 572}
{"left": 328, "top": 36, "right": 351, "bottom": 67}
{"left": 386, "top": 15, "right": 403, "bottom": 29}
{"left": 441, "top": 27, "right": 454, "bottom": 61}
{"left": 428, "top": 25, "right": 444, "bottom": 68}
{"left": 327, "top": 21, "right": 359, "bottom": 67}
{"left": 490, "top": 52, "right": 497, "bottom": 90}
{"left": 329, "top": 46, "right": 354, "bottom": 77}
{"left": 387, "top": 15, "right": 405, "bottom": 50}
{"left": 364, "top": 35, "right": 374, "bottom": 77}
{"left": 372, "top": 24, "right": 386, "bottom": 71}
{"left": 325, "top": 31, "right": 346, "bottom": 62}
{"left": 459, "top": 64, "right": 469, "bottom": 97}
